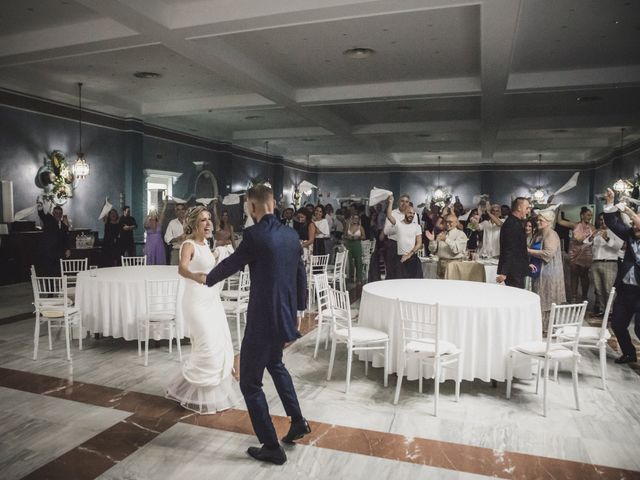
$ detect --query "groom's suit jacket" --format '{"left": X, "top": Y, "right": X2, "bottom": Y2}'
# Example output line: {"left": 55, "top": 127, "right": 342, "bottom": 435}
{"left": 206, "top": 213, "right": 307, "bottom": 344}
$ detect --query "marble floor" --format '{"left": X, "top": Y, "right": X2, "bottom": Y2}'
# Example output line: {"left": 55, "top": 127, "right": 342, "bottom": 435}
{"left": 0, "top": 288, "right": 639, "bottom": 479}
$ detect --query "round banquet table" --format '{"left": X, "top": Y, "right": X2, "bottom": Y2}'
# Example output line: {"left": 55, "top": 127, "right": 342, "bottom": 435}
{"left": 75, "top": 266, "right": 186, "bottom": 341}
{"left": 358, "top": 279, "right": 542, "bottom": 382}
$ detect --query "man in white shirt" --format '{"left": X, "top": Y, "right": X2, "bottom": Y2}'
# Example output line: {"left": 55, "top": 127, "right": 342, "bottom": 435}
{"left": 426, "top": 214, "right": 468, "bottom": 278}
{"left": 592, "top": 213, "right": 623, "bottom": 316}
{"left": 477, "top": 204, "right": 502, "bottom": 258}
{"left": 383, "top": 193, "right": 417, "bottom": 279}
{"left": 384, "top": 197, "right": 423, "bottom": 279}
{"left": 164, "top": 202, "right": 186, "bottom": 265}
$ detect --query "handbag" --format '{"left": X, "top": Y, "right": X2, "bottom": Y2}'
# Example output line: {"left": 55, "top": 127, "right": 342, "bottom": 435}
{"left": 529, "top": 240, "right": 542, "bottom": 279}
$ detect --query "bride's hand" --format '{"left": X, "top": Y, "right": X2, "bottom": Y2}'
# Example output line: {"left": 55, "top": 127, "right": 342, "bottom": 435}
{"left": 213, "top": 249, "right": 220, "bottom": 259}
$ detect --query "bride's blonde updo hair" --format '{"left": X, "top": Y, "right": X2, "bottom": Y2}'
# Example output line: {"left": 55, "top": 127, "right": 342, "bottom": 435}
{"left": 183, "top": 206, "right": 209, "bottom": 235}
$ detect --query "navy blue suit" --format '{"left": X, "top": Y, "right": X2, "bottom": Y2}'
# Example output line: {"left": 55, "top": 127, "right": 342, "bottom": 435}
{"left": 206, "top": 214, "right": 307, "bottom": 446}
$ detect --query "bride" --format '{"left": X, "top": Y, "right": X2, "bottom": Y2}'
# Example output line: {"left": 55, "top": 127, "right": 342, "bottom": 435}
{"left": 166, "top": 206, "right": 241, "bottom": 413}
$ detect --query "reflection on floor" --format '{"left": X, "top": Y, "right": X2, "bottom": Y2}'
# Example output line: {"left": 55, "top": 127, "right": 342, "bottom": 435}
{"left": 0, "top": 294, "right": 639, "bottom": 479}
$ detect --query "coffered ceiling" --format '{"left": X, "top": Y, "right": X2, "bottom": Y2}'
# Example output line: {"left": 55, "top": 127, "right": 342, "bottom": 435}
{"left": 1, "top": 0, "right": 639, "bottom": 168}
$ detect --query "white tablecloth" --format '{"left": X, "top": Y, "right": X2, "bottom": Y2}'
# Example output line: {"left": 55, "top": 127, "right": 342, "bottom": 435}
{"left": 420, "top": 258, "right": 498, "bottom": 283}
{"left": 358, "top": 279, "right": 542, "bottom": 381}
{"left": 75, "top": 266, "right": 186, "bottom": 340}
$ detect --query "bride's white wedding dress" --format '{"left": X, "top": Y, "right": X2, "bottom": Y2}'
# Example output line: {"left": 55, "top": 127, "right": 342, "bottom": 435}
{"left": 165, "top": 239, "right": 241, "bottom": 414}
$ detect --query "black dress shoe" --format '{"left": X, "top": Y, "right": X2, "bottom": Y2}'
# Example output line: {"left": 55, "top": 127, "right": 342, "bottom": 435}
{"left": 615, "top": 354, "right": 638, "bottom": 364}
{"left": 247, "top": 445, "right": 287, "bottom": 465}
{"left": 282, "top": 418, "right": 311, "bottom": 444}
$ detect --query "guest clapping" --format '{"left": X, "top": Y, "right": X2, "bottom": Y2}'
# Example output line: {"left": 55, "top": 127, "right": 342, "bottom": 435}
{"left": 427, "top": 214, "right": 467, "bottom": 278}
{"left": 384, "top": 196, "right": 423, "bottom": 279}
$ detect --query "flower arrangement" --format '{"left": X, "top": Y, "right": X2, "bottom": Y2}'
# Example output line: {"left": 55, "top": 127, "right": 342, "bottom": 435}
{"left": 42, "top": 150, "right": 75, "bottom": 204}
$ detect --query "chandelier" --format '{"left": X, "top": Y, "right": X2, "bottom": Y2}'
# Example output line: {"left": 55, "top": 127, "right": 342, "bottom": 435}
{"left": 613, "top": 128, "right": 631, "bottom": 194}
{"left": 72, "top": 82, "right": 90, "bottom": 179}
{"left": 530, "top": 153, "right": 546, "bottom": 204}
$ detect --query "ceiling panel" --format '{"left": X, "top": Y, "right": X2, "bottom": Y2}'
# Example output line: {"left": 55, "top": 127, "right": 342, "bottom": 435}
{"left": 0, "top": 0, "right": 100, "bottom": 36}
{"left": 197, "top": 5, "right": 480, "bottom": 88}
{"left": 315, "top": 96, "right": 481, "bottom": 125}
{"left": 512, "top": 0, "right": 640, "bottom": 72}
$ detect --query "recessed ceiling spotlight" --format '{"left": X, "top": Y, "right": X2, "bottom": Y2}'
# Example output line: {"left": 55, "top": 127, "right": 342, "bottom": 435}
{"left": 415, "top": 133, "right": 431, "bottom": 137}
{"left": 133, "top": 71, "right": 162, "bottom": 79}
{"left": 301, "top": 138, "right": 316, "bottom": 142}
{"left": 550, "top": 129, "right": 569, "bottom": 133}
{"left": 577, "top": 95, "right": 602, "bottom": 103}
{"left": 244, "top": 115, "right": 264, "bottom": 120}
{"left": 343, "top": 47, "right": 375, "bottom": 59}
{"left": 396, "top": 106, "right": 412, "bottom": 111}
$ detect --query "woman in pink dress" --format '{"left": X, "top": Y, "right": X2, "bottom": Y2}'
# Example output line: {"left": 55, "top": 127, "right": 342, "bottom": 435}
{"left": 144, "top": 208, "right": 166, "bottom": 265}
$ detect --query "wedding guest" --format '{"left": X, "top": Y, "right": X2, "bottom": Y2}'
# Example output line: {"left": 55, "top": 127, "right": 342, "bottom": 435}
{"left": 36, "top": 200, "right": 70, "bottom": 276}
{"left": 500, "top": 204, "right": 511, "bottom": 218}
{"left": 426, "top": 214, "right": 468, "bottom": 278}
{"left": 496, "top": 197, "right": 532, "bottom": 289}
{"left": 118, "top": 205, "right": 137, "bottom": 257}
{"left": 603, "top": 188, "right": 640, "bottom": 363}
{"left": 383, "top": 193, "right": 416, "bottom": 279}
{"left": 164, "top": 202, "right": 187, "bottom": 265}
{"left": 525, "top": 218, "right": 537, "bottom": 246}
{"left": 218, "top": 210, "right": 236, "bottom": 249}
{"left": 528, "top": 210, "right": 566, "bottom": 321}
{"left": 477, "top": 204, "right": 502, "bottom": 258}
{"left": 281, "top": 207, "right": 295, "bottom": 228}
{"left": 463, "top": 208, "right": 481, "bottom": 252}
{"left": 302, "top": 205, "right": 331, "bottom": 255}
{"left": 293, "top": 208, "right": 310, "bottom": 241}
{"left": 324, "top": 203, "right": 335, "bottom": 233}
{"left": 385, "top": 197, "right": 423, "bottom": 279}
{"left": 103, "top": 208, "right": 121, "bottom": 266}
{"left": 144, "top": 208, "right": 166, "bottom": 265}
{"left": 591, "top": 213, "right": 623, "bottom": 317}
{"left": 558, "top": 206, "right": 595, "bottom": 303}
{"left": 343, "top": 214, "right": 365, "bottom": 285}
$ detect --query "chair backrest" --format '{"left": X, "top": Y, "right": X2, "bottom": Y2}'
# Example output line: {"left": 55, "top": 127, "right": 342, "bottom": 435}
{"left": 329, "top": 288, "right": 353, "bottom": 336}
{"left": 309, "top": 254, "right": 330, "bottom": 276}
{"left": 333, "top": 249, "right": 348, "bottom": 275}
{"left": 145, "top": 279, "right": 179, "bottom": 317}
{"left": 396, "top": 299, "right": 441, "bottom": 354}
{"left": 122, "top": 256, "right": 147, "bottom": 266}
{"left": 548, "top": 301, "right": 588, "bottom": 352}
{"left": 236, "top": 269, "right": 251, "bottom": 302}
{"left": 60, "top": 258, "right": 88, "bottom": 288}
{"left": 31, "top": 273, "right": 69, "bottom": 311}
{"left": 600, "top": 287, "right": 616, "bottom": 339}
{"left": 313, "top": 273, "right": 330, "bottom": 315}
{"left": 60, "top": 258, "right": 88, "bottom": 275}
{"left": 360, "top": 240, "right": 372, "bottom": 256}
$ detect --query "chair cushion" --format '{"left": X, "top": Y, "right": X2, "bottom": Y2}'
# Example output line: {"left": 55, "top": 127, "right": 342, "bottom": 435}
{"left": 405, "top": 338, "right": 458, "bottom": 355}
{"left": 41, "top": 307, "right": 80, "bottom": 318}
{"left": 335, "top": 326, "right": 388, "bottom": 342}
{"left": 148, "top": 313, "right": 176, "bottom": 322}
{"left": 514, "top": 341, "right": 575, "bottom": 359}
{"left": 221, "top": 301, "right": 248, "bottom": 313}
{"left": 557, "top": 325, "right": 610, "bottom": 341}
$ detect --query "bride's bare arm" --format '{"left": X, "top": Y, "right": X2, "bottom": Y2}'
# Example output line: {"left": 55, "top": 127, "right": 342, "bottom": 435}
{"left": 178, "top": 242, "right": 206, "bottom": 284}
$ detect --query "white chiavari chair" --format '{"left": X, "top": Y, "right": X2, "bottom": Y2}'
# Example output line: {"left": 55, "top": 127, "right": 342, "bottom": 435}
{"left": 139, "top": 279, "right": 181, "bottom": 366}
{"left": 221, "top": 269, "right": 250, "bottom": 350}
{"left": 31, "top": 273, "right": 82, "bottom": 361}
{"left": 506, "top": 301, "right": 587, "bottom": 416}
{"left": 327, "top": 289, "right": 389, "bottom": 393}
{"left": 393, "top": 299, "right": 462, "bottom": 416}
{"left": 122, "top": 255, "right": 147, "bottom": 266}
{"left": 60, "top": 258, "right": 88, "bottom": 300}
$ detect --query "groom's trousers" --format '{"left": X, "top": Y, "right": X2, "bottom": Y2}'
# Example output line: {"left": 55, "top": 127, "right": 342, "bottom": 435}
{"left": 240, "top": 337, "right": 303, "bottom": 446}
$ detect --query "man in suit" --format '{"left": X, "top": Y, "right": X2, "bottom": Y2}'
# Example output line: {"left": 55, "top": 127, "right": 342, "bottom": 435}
{"left": 603, "top": 188, "right": 640, "bottom": 364}
{"left": 496, "top": 197, "right": 533, "bottom": 288}
{"left": 36, "top": 200, "right": 70, "bottom": 276}
{"left": 202, "top": 184, "right": 310, "bottom": 464}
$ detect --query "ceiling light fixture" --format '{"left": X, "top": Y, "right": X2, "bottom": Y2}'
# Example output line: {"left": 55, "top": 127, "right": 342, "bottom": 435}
{"left": 343, "top": 47, "right": 375, "bottom": 59}
{"left": 133, "top": 71, "right": 162, "bottom": 79}
{"left": 576, "top": 95, "right": 602, "bottom": 103}
{"left": 432, "top": 155, "right": 452, "bottom": 207}
{"left": 531, "top": 154, "right": 546, "bottom": 204}
{"left": 72, "top": 82, "right": 90, "bottom": 180}
{"left": 245, "top": 115, "right": 264, "bottom": 120}
{"left": 301, "top": 138, "right": 316, "bottom": 142}
{"left": 396, "top": 106, "right": 412, "bottom": 111}
{"left": 416, "top": 133, "right": 431, "bottom": 138}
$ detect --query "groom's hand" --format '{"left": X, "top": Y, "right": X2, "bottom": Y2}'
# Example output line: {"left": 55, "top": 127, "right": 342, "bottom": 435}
{"left": 196, "top": 273, "right": 207, "bottom": 285}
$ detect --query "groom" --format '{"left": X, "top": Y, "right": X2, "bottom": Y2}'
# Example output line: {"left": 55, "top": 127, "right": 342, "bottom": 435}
{"left": 202, "top": 183, "right": 311, "bottom": 465}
